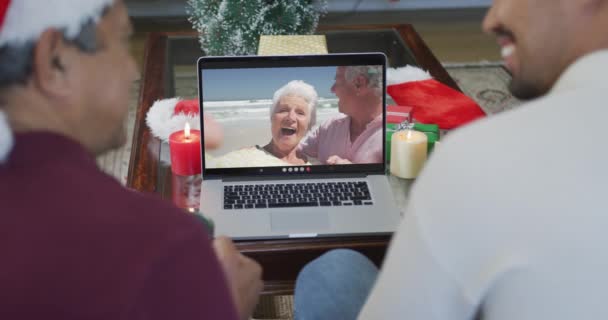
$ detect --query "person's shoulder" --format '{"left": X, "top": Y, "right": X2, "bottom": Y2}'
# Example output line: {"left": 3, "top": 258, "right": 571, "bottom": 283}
{"left": 110, "top": 186, "right": 204, "bottom": 232}
{"left": 225, "top": 146, "right": 261, "bottom": 155}
{"left": 318, "top": 114, "right": 349, "bottom": 130}
{"left": 443, "top": 84, "right": 598, "bottom": 154}
{"left": 408, "top": 92, "right": 578, "bottom": 224}
{"left": 213, "top": 146, "right": 288, "bottom": 167}
{"left": 56, "top": 168, "right": 208, "bottom": 244}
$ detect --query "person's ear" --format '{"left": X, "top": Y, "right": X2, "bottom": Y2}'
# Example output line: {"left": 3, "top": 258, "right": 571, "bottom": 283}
{"left": 31, "top": 29, "right": 73, "bottom": 99}
{"left": 574, "top": 0, "right": 605, "bottom": 15}
{"left": 583, "top": 0, "right": 605, "bottom": 8}
{"left": 355, "top": 75, "right": 368, "bottom": 91}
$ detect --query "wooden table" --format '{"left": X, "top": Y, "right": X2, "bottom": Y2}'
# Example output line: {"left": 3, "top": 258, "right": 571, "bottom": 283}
{"left": 127, "top": 24, "right": 458, "bottom": 295}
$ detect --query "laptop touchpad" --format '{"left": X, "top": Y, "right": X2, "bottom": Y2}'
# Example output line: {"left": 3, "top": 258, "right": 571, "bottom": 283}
{"left": 271, "top": 210, "right": 329, "bottom": 232}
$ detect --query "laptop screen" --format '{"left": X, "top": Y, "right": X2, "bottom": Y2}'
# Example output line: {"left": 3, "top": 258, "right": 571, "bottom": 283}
{"left": 198, "top": 53, "right": 386, "bottom": 178}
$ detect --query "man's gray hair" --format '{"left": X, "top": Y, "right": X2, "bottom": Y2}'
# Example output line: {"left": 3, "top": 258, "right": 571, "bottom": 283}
{"left": 271, "top": 80, "right": 318, "bottom": 130}
{"left": 344, "top": 65, "right": 383, "bottom": 97}
{"left": 0, "top": 13, "right": 105, "bottom": 90}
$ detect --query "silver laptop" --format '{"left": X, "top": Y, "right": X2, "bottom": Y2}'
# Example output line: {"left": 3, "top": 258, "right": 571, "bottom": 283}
{"left": 198, "top": 53, "right": 400, "bottom": 240}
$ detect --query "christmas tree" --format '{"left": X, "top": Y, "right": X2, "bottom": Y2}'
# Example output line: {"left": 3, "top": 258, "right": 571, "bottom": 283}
{"left": 187, "top": 0, "right": 327, "bottom": 56}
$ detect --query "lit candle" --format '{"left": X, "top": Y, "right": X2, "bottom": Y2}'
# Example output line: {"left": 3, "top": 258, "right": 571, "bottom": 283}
{"left": 169, "top": 123, "right": 202, "bottom": 176}
{"left": 390, "top": 129, "right": 428, "bottom": 179}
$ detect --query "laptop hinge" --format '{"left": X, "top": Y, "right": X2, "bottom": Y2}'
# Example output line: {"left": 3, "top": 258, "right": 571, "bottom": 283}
{"left": 222, "top": 173, "right": 368, "bottom": 182}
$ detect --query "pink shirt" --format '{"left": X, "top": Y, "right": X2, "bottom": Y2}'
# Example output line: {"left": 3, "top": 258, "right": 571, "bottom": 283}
{"left": 299, "top": 114, "right": 384, "bottom": 164}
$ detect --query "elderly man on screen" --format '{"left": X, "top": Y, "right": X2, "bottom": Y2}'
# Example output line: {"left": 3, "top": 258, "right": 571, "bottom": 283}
{"left": 0, "top": 1, "right": 261, "bottom": 319}
{"left": 298, "top": 65, "right": 384, "bottom": 165}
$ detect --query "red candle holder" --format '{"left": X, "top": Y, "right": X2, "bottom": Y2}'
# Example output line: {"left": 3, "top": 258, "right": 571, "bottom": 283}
{"left": 169, "top": 124, "right": 202, "bottom": 176}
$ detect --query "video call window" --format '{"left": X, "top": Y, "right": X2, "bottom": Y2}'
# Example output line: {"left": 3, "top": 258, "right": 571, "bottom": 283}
{"left": 201, "top": 65, "right": 384, "bottom": 169}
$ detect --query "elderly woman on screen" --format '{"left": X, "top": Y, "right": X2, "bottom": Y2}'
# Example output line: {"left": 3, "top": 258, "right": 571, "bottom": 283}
{"left": 261, "top": 80, "right": 317, "bottom": 165}
{"left": 299, "top": 65, "right": 384, "bottom": 165}
{"left": 208, "top": 80, "right": 318, "bottom": 168}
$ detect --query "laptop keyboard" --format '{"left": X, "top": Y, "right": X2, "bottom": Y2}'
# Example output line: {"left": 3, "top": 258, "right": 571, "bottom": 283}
{"left": 223, "top": 181, "right": 373, "bottom": 210}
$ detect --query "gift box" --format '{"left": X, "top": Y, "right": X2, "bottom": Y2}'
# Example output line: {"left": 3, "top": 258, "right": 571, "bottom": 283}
{"left": 258, "top": 35, "right": 328, "bottom": 55}
{"left": 387, "top": 105, "right": 413, "bottom": 124}
{"left": 386, "top": 122, "right": 440, "bottom": 162}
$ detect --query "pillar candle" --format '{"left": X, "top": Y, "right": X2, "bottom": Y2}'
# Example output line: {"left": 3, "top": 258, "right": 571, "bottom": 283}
{"left": 390, "top": 129, "right": 428, "bottom": 179}
{"left": 169, "top": 123, "right": 202, "bottom": 176}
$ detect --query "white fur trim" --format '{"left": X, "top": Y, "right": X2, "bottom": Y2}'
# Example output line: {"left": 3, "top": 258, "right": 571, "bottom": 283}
{"left": 146, "top": 98, "right": 201, "bottom": 142}
{"left": 0, "top": 110, "right": 14, "bottom": 163}
{"left": 387, "top": 66, "right": 432, "bottom": 86}
{"left": 0, "top": 0, "right": 115, "bottom": 47}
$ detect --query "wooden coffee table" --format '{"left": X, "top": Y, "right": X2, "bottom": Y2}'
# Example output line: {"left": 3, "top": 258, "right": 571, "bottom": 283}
{"left": 127, "top": 24, "right": 458, "bottom": 295}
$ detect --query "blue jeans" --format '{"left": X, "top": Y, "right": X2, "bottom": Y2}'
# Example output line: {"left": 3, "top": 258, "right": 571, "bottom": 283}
{"left": 294, "top": 249, "right": 379, "bottom": 320}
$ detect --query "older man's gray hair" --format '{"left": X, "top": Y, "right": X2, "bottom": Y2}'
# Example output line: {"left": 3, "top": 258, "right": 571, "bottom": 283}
{"left": 344, "top": 65, "right": 383, "bottom": 97}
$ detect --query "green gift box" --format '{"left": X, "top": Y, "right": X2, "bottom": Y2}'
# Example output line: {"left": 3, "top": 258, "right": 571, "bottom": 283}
{"left": 386, "top": 123, "right": 440, "bottom": 162}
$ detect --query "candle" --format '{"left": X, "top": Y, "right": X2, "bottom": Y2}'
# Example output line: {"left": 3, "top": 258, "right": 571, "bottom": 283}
{"left": 169, "top": 123, "right": 202, "bottom": 176}
{"left": 390, "top": 129, "right": 428, "bottom": 179}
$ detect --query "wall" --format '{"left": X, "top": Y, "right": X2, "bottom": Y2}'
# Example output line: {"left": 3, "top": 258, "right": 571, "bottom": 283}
{"left": 329, "top": 0, "right": 490, "bottom": 12}
{"left": 126, "top": 0, "right": 491, "bottom": 18}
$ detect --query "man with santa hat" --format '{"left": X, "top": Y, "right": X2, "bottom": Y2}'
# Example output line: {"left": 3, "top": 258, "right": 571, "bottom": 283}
{"left": 0, "top": 1, "right": 260, "bottom": 319}
{"left": 294, "top": 0, "right": 608, "bottom": 319}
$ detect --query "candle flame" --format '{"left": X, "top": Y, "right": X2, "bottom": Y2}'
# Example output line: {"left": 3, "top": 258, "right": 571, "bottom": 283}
{"left": 184, "top": 122, "right": 191, "bottom": 138}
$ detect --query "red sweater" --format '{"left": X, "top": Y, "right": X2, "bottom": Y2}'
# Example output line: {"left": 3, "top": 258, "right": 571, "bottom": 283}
{"left": 0, "top": 132, "right": 238, "bottom": 320}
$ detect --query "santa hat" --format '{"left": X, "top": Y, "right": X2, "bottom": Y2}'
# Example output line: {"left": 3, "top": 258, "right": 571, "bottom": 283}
{"left": 387, "top": 65, "right": 486, "bottom": 130}
{"left": 0, "top": 0, "right": 114, "bottom": 46}
{"left": 0, "top": 0, "right": 114, "bottom": 163}
{"left": 146, "top": 98, "right": 201, "bottom": 142}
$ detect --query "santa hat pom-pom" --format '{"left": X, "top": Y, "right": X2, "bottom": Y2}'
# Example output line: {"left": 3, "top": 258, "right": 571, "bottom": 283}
{"left": 387, "top": 66, "right": 432, "bottom": 85}
{"left": 146, "top": 98, "right": 201, "bottom": 142}
{"left": 0, "top": 111, "right": 14, "bottom": 164}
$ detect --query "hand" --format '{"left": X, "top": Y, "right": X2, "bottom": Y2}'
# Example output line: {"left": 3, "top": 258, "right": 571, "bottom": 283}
{"left": 213, "top": 236, "right": 263, "bottom": 320}
{"left": 326, "top": 155, "right": 353, "bottom": 165}
{"left": 203, "top": 113, "right": 223, "bottom": 149}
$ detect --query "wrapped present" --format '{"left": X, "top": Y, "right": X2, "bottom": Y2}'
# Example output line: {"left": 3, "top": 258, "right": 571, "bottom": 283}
{"left": 414, "top": 123, "right": 440, "bottom": 154}
{"left": 258, "top": 35, "right": 328, "bottom": 55}
{"left": 387, "top": 105, "right": 413, "bottom": 124}
{"left": 386, "top": 122, "right": 440, "bottom": 162}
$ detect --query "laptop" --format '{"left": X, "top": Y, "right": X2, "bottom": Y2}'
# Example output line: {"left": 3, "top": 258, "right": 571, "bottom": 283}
{"left": 198, "top": 53, "right": 401, "bottom": 240}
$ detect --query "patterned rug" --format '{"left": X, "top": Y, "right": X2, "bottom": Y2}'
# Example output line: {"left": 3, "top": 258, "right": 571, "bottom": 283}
{"left": 444, "top": 62, "right": 521, "bottom": 115}
{"left": 95, "top": 63, "right": 520, "bottom": 319}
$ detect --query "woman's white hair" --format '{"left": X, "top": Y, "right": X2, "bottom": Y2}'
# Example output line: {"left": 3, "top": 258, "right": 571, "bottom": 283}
{"left": 344, "top": 65, "right": 383, "bottom": 97}
{"left": 271, "top": 80, "right": 318, "bottom": 130}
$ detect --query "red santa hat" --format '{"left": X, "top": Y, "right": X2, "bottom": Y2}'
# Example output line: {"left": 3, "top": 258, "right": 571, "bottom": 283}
{"left": 146, "top": 98, "right": 201, "bottom": 142}
{"left": 387, "top": 65, "right": 486, "bottom": 130}
{"left": 0, "top": 0, "right": 114, "bottom": 46}
{"left": 0, "top": 0, "right": 115, "bottom": 163}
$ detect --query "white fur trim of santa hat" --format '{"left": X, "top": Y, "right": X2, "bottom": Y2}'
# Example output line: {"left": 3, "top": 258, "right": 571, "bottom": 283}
{"left": 0, "top": 110, "right": 14, "bottom": 164}
{"left": 0, "top": 0, "right": 115, "bottom": 47}
{"left": 387, "top": 65, "right": 432, "bottom": 86}
{"left": 146, "top": 98, "right": 201, "bottom": 142}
